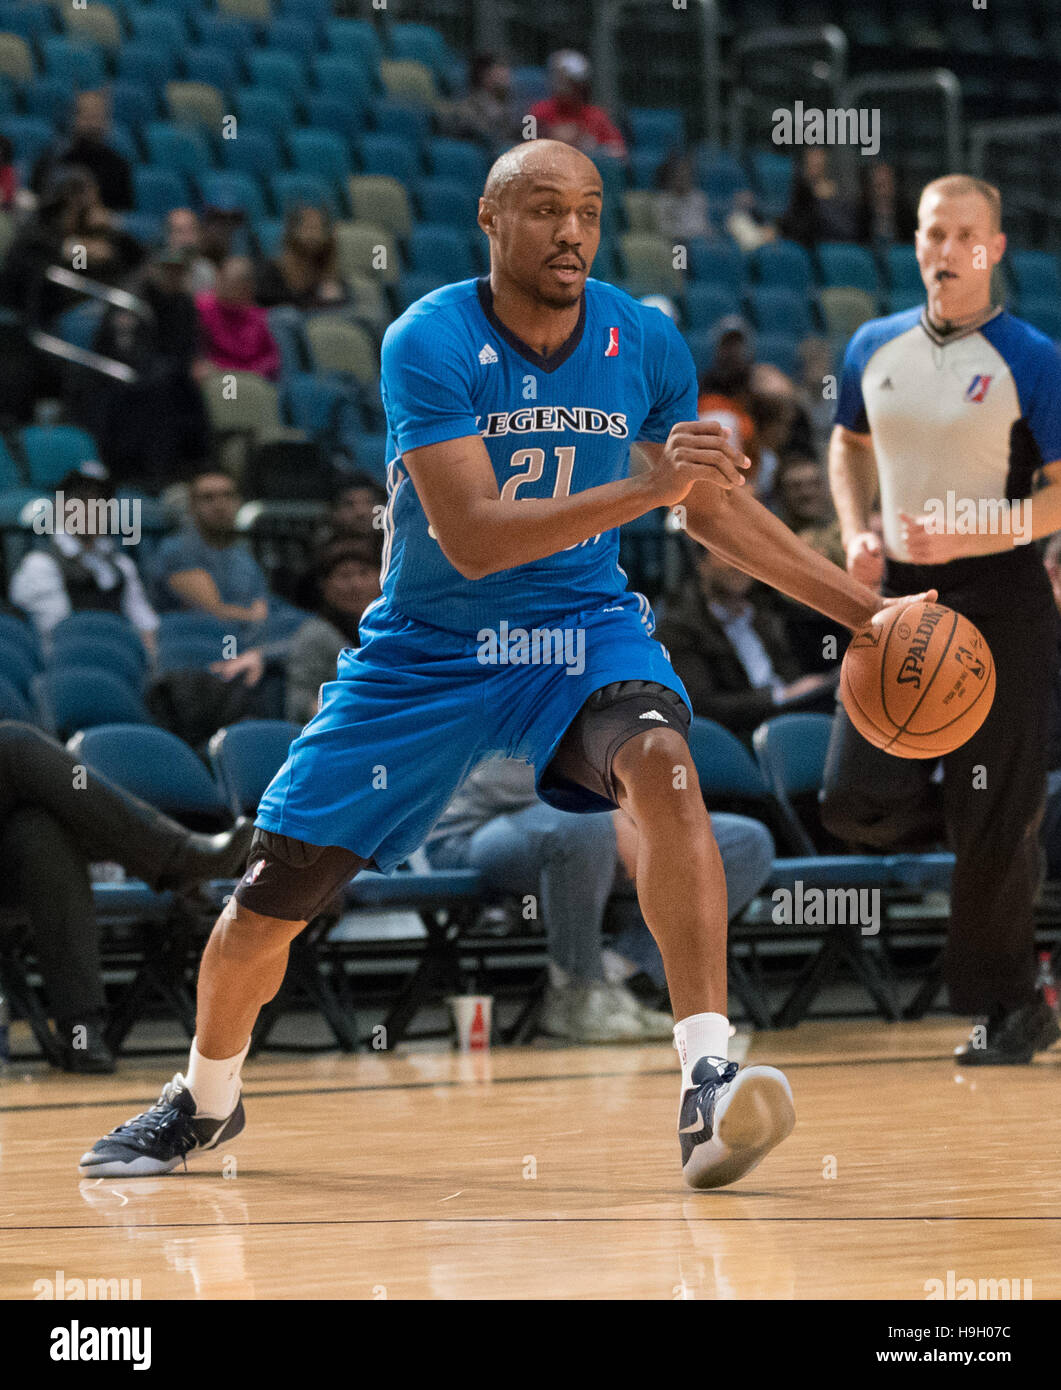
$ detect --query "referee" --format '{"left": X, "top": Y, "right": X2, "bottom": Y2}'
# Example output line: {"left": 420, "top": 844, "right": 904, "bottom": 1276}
{"left": 822, "top": 175, "right": 1061, "bottom": 1064}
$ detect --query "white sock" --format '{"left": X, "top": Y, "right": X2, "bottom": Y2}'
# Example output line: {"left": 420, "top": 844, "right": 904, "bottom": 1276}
{"left": 673, "top": 1012, "right": 730, "bottom": 1091}
{"left": 185, "top": 1037, "right": 250, "bottom": 1118}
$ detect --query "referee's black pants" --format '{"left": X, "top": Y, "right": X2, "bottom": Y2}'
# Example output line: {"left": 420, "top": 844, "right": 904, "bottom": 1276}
{"left": 820, "top": 550, "right": 1055, "bottom": 1015}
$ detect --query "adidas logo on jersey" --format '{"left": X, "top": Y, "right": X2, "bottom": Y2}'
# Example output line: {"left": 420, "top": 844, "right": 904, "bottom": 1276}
{"left": 639, "top": 710, "right": 667, "bottom": 722}
{"left": 478, "top": 344, "right": 499, "bottom": 365}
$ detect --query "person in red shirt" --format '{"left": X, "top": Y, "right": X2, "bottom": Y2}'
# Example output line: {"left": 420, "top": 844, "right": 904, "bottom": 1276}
{"left": 530, "top": 50, "right": 627, "bottom": 160}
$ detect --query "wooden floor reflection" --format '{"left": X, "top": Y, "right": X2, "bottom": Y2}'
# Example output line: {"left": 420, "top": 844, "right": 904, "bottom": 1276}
{"left": 2, "top": 1020, "right": 1059, "bottom": 1300}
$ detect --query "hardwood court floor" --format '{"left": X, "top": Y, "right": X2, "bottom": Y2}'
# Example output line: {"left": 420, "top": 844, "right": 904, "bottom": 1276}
{"left": 2, "top": 1019, "right": 1059, "bottom": 1300}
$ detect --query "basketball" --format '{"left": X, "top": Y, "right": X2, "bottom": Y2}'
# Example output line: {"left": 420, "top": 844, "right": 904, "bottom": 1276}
{"left": 840, "top": 601, "right": 996, "bottom": 759}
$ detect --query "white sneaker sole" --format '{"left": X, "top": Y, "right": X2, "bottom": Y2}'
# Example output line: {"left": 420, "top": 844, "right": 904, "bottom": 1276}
{"left": 682, "top": 1065, "right": 796, "bottom": 1190}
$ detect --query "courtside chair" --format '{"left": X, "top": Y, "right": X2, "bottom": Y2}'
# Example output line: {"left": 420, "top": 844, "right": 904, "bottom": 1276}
{"left": 0, "top": 671, "right": 35, "bottom": 722}
{"left": 270, "top": 170, "right": 341, "bottom": 220}
{"left": 165, "top": 80, "right": 227, "bottom": 131}
{"left": 144, "top": 122, "right": 214, "bottom": 180}
{"left": 63, "top": 3, "right": 122, "bottom": 49}
{"left": 748, "top": 285, "right": 815, "bottom": 338}
{"left": 407, "top": 224, "right": 475, "bottom": 281}
{"left": 68, "top": 723, "right": 232, "bottom": 1052}
{"left": 816, "top": 241, "right": 881, "bottom": 295}
{"left": 49, "top": 635, "right": 146, "bottom": 692}
{"left": 357, "top": 132, "right": 420, "bottom": 185}
{"left": 0, "top": 612, "right": 41, "bottom": 668}
{"left": 134, "top": 165, "right": 193, "bottom": 216}
{"left": 182, "top": 46, "right": 241, "bottom": 92}
{"left": 221, "top": 127, "right": 276, "bottom": 180}
{"left": 347, "top": 174, "right": 412, "bottom": 238}
{"left": 0, "top": 639, "right": 37, "bottom": 695}
{"left": 51, "top": 610, "right": 141, "bottom": 650}
{"left": 117, "top": 43, "right": 178, "bottom": 89}
{"left": 233, "top": 86, "right": 296, "bottom": 137}
{"left": 18, "top": 424, "right": 99, "bottom": 489}
{"left": 32, "top": 666, "right": 152, "bottom": 739}
{"left": 748, "top": 238, "right": 815, "bottom": 294}
{"left": 40, "top": 35, "right": 107, "bottom": 87}
{"left": 208, "top": 718, "right": 361, "bottom": 1051}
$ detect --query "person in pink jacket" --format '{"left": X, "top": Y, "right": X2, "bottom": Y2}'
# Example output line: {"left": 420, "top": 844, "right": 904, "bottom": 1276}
{"left": 195, "top": 255, "right": 281, "bottom": 380}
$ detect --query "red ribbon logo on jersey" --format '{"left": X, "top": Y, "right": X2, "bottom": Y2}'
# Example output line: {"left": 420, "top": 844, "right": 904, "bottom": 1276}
{"left": 605, "top": 327, "right": 619, "bottom": 357}
{"left": 965, "top": 374, "right": 993, "bottom": 403}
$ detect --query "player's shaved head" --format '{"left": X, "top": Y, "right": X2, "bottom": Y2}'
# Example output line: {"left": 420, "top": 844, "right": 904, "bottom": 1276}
{"left": 918, "top": 175, "right": 1002, "bottom": 232}
{"left": 483, "top": 139, "right": 602, "bottom": 207}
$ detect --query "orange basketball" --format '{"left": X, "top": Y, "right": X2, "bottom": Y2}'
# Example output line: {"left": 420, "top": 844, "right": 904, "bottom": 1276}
{"left": 840, "top": 601, "right": 996, "bottom": 759}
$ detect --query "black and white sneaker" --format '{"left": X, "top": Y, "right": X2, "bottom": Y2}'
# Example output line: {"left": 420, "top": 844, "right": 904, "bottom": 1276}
{"left": 78, "top": 1075, "right": 245, "bottom": 1177}
{"left": 679, "top": 1057, "right": 795, "bottom": 1190}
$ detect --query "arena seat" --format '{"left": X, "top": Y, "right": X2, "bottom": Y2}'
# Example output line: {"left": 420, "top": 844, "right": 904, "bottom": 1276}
{"left": 817, "top": 241, "right": 881, "bottom": 295}
{"left": 348, "top": 174, "right": 412, "bottom": 237}
{"left": 407, "top": 224, "right": 475, "bottom": 281}
{"left": 748, "top": 239, "right": 815, "bottom": 293}
{"left": 49, "top": 636, "right": 146, "bottom": 692}
{"left": 144, "top": 122, "right": 215, "bottom": 179}
{"left": 32, "top": 666, "right": 153, "bottom": 739}
{"left": 748, "top": 285, "right": 815, "bottom": 338}
{"left": 358, "top": 132, "right": 420, "bottom": 185}
{"left": 221, "top": 126, "right": 276, "bottom": 179}
{"left": 0, "top": 638, "right": 36, "bottom": 695}
{"left": 182, "top": 45, "right": 241, "bottom": 92}
{"left": 270, "top": 170, "right": 341, "bottom": 220}
{"left": 18, "top": 425, "right": 99, "bottom": 489}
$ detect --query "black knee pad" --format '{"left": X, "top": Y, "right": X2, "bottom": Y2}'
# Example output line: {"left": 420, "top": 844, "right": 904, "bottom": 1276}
{"left": 232, "top": 828, "right": 369, "bottom": 922}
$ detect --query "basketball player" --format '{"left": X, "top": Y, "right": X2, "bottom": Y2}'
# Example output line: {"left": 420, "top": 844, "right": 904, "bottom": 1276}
{"left": 79, "top": 142, "right": 929, "bottom": 1187}
{"left": 823, "top": 175, "right": 1061, "bottom": 1064}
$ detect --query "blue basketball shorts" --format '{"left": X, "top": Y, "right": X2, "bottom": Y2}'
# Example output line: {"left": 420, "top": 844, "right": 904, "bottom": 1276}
{"left": 254, "top": 593, "right": 691, "bottom": 874}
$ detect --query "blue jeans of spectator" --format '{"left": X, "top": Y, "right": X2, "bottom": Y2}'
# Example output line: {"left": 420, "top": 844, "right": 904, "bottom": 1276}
{"left": 428, "top": 803, "right": 619, "bottom": 982}
{"left": 427, "top": 806, "right": 775, "bottom": 989}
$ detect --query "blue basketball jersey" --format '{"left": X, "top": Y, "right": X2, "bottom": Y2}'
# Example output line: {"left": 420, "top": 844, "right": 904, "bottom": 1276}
{"left": 371, "top": 276, "right": 698, "bottom": 635}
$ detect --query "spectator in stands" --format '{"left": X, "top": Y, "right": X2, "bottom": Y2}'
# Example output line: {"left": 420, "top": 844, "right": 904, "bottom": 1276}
{"left": 255, "top": 205, "right": 349, "bottom": 312}
{"left": 653, "top": 546, "right": 835, "bottom": 739}
{"left": 195, "top": 256, "right": 280, "bottom": 380}
{"left": 797, "top": 336, "right": 837, "bottom": 451}
{"left": 426, "top": 756, "right": 673, "bottom": 1041}
{"left": 30, "top": 90, "right": 133, "bottom": 213}
{"left": 772, "top": 452, "right": 835, "bottom": 539}
{"left": 83, "top": 248, "right": 213, "bottom": 494}
{"left": 725, "top": 188, "right": 777, "bottom": 253}
{"left": 1041, "top": 535, "right": 1061, "bottom": 878}
{"left": 530, "top": 50, "right": 627, "bottom": 160}
{"left": 0, "top": 168, "right": 142, "bottom": 324}
{"left": 151, "top": 470, "right": 271, "bottom": 632}
{"left": 440, "top": 52, "right": 524, "bottom": 148}
{"left": 9, "top": 463, "right": 158, "bottom": 656}
{"left": 316, "top": 473, "right": 386, "bottom": 547}
{"left": 0, "top": 133, "right": 16, "bottom": 211}
{"left": 199, "top": 205, "right": 246, "bottom": 272}
{"left": 653, "top": 152, "right": 712, "bottom": 242}
{"left": 285, "top": 536, "right": 381, "bottom": 725}
{"left": 780, "top": 148, "right": 858, "bottom": 247}
{"left": 697, "top": 316, "right": 759, "bottom": 478}
{"left": 0, "top": 721, "right": 253, "bottom": 1073}
{"left": 856, "top": 160, "right": 916, "bottom": 247}
{"left": 165, "top": 208, "right": 218, "bottom": 294}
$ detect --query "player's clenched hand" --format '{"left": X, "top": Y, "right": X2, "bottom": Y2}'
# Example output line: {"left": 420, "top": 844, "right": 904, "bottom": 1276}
{"left": 647, "top": 420, "right": 751, "bottom": 505}
{"left": 845, "top": 530, "right": 883, "bottom": 587}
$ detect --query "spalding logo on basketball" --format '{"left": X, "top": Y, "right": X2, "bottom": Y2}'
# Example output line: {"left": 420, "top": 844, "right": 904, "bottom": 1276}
{"left": 840, "top": 601, "right": 996, "bottom": 758}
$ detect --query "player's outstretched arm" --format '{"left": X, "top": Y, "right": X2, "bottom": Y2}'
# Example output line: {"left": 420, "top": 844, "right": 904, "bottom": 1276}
{"left": 403, "top": 419, "right": 747, "bottom": 579}
{"left": 673, "top": 456, "right": 934, "bottom": 632}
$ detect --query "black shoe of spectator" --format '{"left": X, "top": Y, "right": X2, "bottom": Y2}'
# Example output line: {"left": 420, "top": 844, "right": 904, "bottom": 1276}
{"left": 954, "top": 995, "right": 1061, "bottom": 1066}
{"left": 157, "top": 817, "right": 256, "bottom": 892}
{"left": 57, "top": 1018, "right": 116, "bottom": 1075}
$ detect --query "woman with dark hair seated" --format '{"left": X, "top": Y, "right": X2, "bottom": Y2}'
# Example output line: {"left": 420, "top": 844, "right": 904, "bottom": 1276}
{"left": 0, "top": 721, "right": 253, "bottom": 1074}
{"left": 255, "top": 204, "right": 349, "bottom": 312}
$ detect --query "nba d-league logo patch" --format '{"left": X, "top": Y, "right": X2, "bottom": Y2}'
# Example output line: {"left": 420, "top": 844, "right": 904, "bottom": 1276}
{"left": 965, "top": 374, "right": 992, "bottom": 403}
{"left": 605, "top": 327, "right": 619, "bottom": 357}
